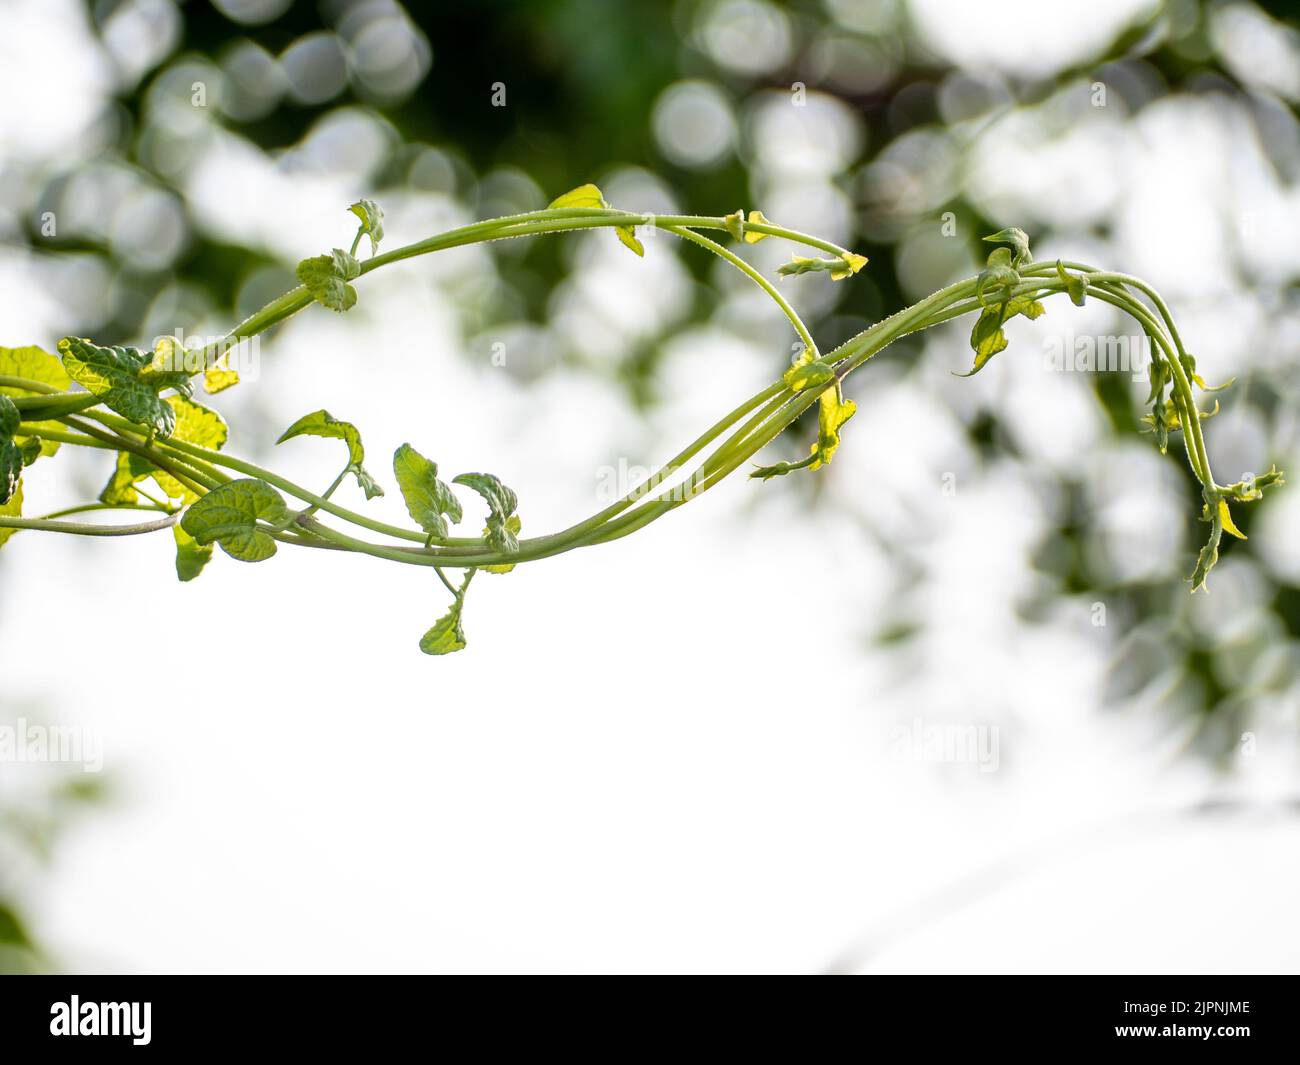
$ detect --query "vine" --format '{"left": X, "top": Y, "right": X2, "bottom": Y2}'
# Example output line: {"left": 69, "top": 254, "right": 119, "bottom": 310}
{"left": 0, "top": 186, "right": 1283, "bottom": 653}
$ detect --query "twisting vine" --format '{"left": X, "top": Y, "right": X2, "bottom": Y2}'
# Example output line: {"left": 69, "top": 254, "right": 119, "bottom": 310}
{"left": 0, "top": 186, "right": 1284, "bottom": 653}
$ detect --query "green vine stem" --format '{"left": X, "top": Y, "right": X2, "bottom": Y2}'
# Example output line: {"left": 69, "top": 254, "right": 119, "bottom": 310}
{"left": 0, "top": 191, "right": 1282, "bottom": 654}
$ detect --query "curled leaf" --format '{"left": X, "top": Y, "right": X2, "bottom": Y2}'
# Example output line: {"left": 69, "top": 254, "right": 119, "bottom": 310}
{"left": 1055, "top": 260, "right": 1087, "bottom": 306}
{"left": 984, "top": 227, "right": 1032, "bottom": 268}
{"left": 809, "top": 388, "right": 856, "bottom": 470}
{"left": 453, "top": 472, "right": 520, "bottom": 553}
{"left": 296, "top": 248, "right": 361, "bottom": 312}
{"left": 173, "top": 523, "right": 214, "bottom": 582}
{"left": 394, "top": 443, "right": 462, "bottom": 540}
{"left": 278, "top": 409, "right": 383, "bottom": 500}
{"left": 976, "top": 247, "right": 1019, "bottom": 305}
{"left": 743, "top": 210, "right": 772, "bottom": 244}
{"left": 420, "top": 595, "right": 467, "bottom": 655}
{"left": 778, "top": 253, "right": 868, "bottom": 281}
{"left": 348, "top": 199, "right": 385, "bottom": 256}
{"left": 204, "top": 355, "right": 240, "bottom": 395}
{"left": 483, "top": 515, "right": 523, "bottom": 573}
{"left": 549, "top": 183, "right": 642, "bottom": 257}
{"left": 1218, "top": 498, "right": 1247, "bottom": 540}
{"left": 782, "top": 349, "right": 835, "bottom": 392}
{"left": 957, "top": 305, "right": 1008, "bottom": 377}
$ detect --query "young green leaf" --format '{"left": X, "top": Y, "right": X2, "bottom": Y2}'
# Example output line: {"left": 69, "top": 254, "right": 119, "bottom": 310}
{"left": 277, "top": 409, "right": 383, "bottom": 500}
{"left": 984, "top": 227, "right": 1032, "bottom": 268}
{"left": 1005, "top": 295, "right": 1046, "bottom": 321}
{"left": 782, "top": 349, "right": 836, "bottom": 392}
{"left": 1218, "top": 498, "right": 1247, "bottom": 540}
{"left": 180, "top": 478, "right": 290, "bottom": 563}
{"left": 57, "top": 337, "right": 193, "bottom": 436}
{"left": 1191, "top": 521, "right": 1220, "bottom": 592}
{"left": 548, "top": 183, "right": 606, "bottom": 211}
{"left": 394, "top": 443, "right": 462, "bottom": 540}
{"left": 349, "top": 199, "right": 385, "bottom": 255}
{"left": 809, "top": 388, "right": 856, "bottom": 470}
{"left": 743, "top": 209, "right": 773, "bottom": 244}
{"left": 296, "top": 248, "right": 362, "bottom": 312}
{"left": 482, "top": 515, "right": 523, "bottom": 573}
{"left": 99, "top": 396, "right": 228, "bottom": 505}
{"left": 1055, "top": 260, "right": 1087, "bottom": 306}
{"left": 548, "top": 183, "right": 643, "bottom": 257}
{"left": 957, "top": 305, "right": 1009, "bottom": 377}
{"left": 0, "top": 344, "right": 72, "bottom": 458}
{"left": 976, "top": 247, "right": 1020, "bottom": 305}
{"left": 452, "top": 472, "right": 520, "bottom": 553}
{"left": 420, "top": 595, "right": 467, "bottom": 655}
{"left": 778, "top": 253, "right": 868, "bottom": 281}
{"left": 173, "top": 523, "right": 214, "bottom": 582}
{"left": 203, "top": 355, "right": 240, "bottom": 395}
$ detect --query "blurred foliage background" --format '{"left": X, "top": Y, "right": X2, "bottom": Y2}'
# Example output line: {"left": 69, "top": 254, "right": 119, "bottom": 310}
{"left": 1, "top": 0, "right": 1298, "bottom": 970}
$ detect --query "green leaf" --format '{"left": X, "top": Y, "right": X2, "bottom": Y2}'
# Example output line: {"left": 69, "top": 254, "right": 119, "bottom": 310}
{"left": 277, "top": 409, "right": 383, "bottom": 500}
{"left": 180, "top": 478, "right": 290, "bottom": 563}
{"left": 349, "top": 199, "right": 385, "bottom": 255}
{"left": 58, "top": 337, "right": 192, "bottom": 436}
{"left": 809, "top": 388, "right": 856, "bottom": 470}
{"left": 984, "top": 227, "right": 1032, "bottom": 268}
{"left": 778, "top": 253, "right": 868, "bottom": 281}
{"left": 614, "top": 225, "right": 644, "bottom": 257}
{"left": 0, "top": 479, "right": 22, "bottom": 549}
{"left": 100, "top": 453, "right": 141, "bottom": 506}
{"left": 420, "top": 595, "right": 467, "bottom": 655}
{"left": 482, "top": 515, "right": 523, "bottom": 573}
{"left": 782, "top": 349, "right": 836, "bottom": 392}
{"left": 1191, "top": 522, "right": 1220, "bottom": 592}
{"left": 296, "top": 248, "right": 361, "bottom": 312}
{"left": 394, "top": 443, "right": 462, "bottom": 540}
{"left": 1218, "top": 497, "right": 1247, "bottom": 540}
{"left": 1005, "top": 295, "right": 1046, "bottom": 321}
{"left": 0, "top": 344, "right": 71, "bottom": 393}
{"left": 453, "top": 472, "right": 520, "bottom": 553}
{"left": 976, "top": 247, "right": 1020, "bottom": 305}
{"left": 549, "top": 183, "right": 606, "bottom": 210}
{"left": 203, "top": 357, "right": 240, "bottom": 395}
{"left": 100, "top": 396, "right": 228, "bottom": 505}
{"left": 743, "top": 209, "right": 773, "bottom": 244}
{"left": 173, "top": 523, "right": 214, "bottom": 582}
{"left": 957, "top": 305, "right": 1009, "bottom": 377}
{"left": 1055, "top": 260, "right": 1087, "bottom": 306}
{"left": 0, "top": 395, "right": 23, "bottom": 505}
{"left": 548, "top": 182, "right": 642, "bottom": 257}
{"left": 0, "top": 344, "right": 72, "bottom": 458}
